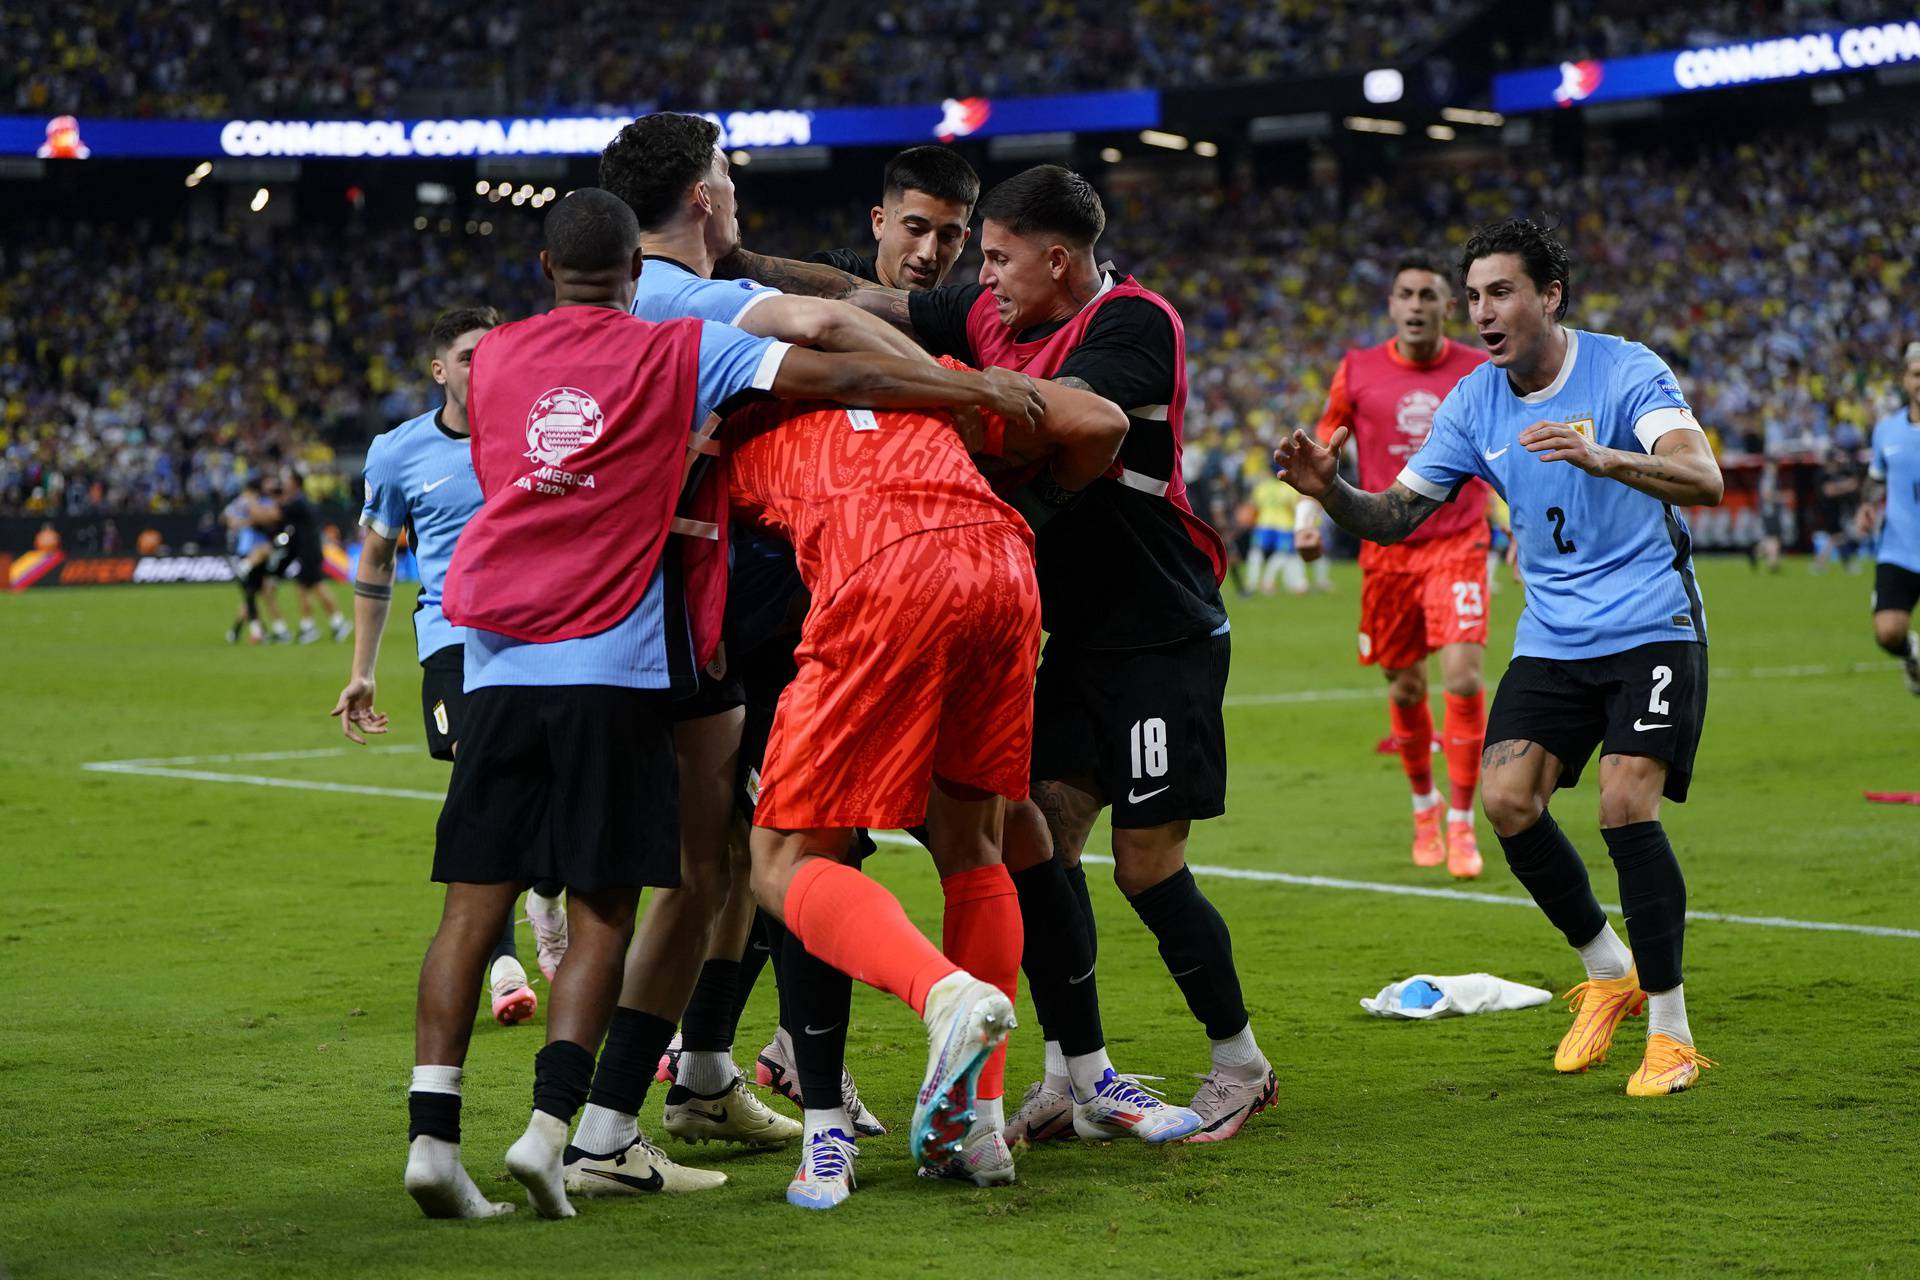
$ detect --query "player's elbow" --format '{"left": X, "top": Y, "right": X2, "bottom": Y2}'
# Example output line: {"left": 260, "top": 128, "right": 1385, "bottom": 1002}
{"left": 1698, "top": 466, "right": 1725, "bottom": 507}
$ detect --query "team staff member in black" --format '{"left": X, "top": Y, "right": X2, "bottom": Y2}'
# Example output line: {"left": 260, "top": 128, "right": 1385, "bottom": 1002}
{"left": 263, "top": 468, "right": 349, "bottom": 643}
{"left": 720, "top": 165, "right": 1277, "bottom": 1144}
{"left": 807, "top": 145, "right": 980, "bottom": 291}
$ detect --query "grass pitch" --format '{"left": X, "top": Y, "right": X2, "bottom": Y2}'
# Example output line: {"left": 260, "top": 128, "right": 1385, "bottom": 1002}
{"left": 3, "top": 557, "right": 1917, "bottom": 1278}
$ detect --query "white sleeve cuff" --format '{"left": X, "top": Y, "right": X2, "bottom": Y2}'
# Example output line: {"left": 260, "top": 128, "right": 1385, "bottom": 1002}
{"left": 1395, "top": 466, "right": 1451, "bottom": 502}
{"left": 751, "top": 340, "right": 792, "bottom": 391}
{"left": 1633, "top": 406, "right": 1704, "bottom": 451}
{"left": 358, "top": 512, "right": 396, "bottom": 539}
{"left": 730, "top": 287, "right": 782, "bottom": 325}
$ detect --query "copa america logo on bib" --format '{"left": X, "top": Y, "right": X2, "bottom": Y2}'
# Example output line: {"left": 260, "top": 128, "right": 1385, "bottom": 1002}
{"left": 525, "top": 387, "right": 604, "bottom": 464}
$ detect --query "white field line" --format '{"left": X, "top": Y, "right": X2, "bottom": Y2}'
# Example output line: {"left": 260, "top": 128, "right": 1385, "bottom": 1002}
{"left": 80, "top": 746, "right": 1918, "bottom": 942}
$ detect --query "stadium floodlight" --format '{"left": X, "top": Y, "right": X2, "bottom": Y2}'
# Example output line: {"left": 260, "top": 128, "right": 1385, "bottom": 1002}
{"left": 1139, "top": 129, "right": 1189, "bottom": 151}
{"left": 1194, "top": 140, "right": 1219, "bottom": 157}
{"left": 413, "top": 215, "right": 428, "bottom": 230}
{"left": 730, "top": 150, "right": 751, "bottom": 166}
{"left": 1343, "top": 116, "right": 1408, "bottom": 135}
{"left": 1099, "top": 147, "right": 1122, "bottom": 163}
{"left": 250, "top": 187, "right": 269, "bottom": 212}
{"left": 540, "top": 186, "right": 556, "bottom": 200}
{"left": 474, "top": 179, "right": 490, "bottom": 196}
{"left": 1427, "top": 125, "right": 1457, "bottom": 141}
{"left": 1441, "top": 107, "right": 1505, "bottom": 126}
{"left": 1363, "top": 69, "right": 1405, "bottom": 104}
{"left": 494, "top": 182, "right": 511, "bottom": 197}
{"left": 479, "top": 221, "right": 493, "bottom": 235}
{"left": 184, "top": 161, "right": 212, "bottom": 188}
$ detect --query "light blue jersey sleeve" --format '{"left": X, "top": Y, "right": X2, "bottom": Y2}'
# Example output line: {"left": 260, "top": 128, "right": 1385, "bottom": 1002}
{"left": 358, "top": 433, "right": 408, "bottom": 540}
{"left": 632, "top": 258, "right": 785, "bottom": 327}
{"left": 1399, "top": 379, "right": 1492, "bottom": 501}
{"left": 694, "top": 321, "right": 789, "bottom": 419}
{"left": 1611, "top": 344, "right": 1704, "bottom": 452}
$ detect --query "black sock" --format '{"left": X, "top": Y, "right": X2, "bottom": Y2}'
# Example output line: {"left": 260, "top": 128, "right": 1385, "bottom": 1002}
{"left": 763, "top": 912, "right": 792, "bottom": 1034}
{"left": 1010, "top": 859, "right": 1104, "bottom": 1055}
{"left": 1603, "top": 821, "right": 1687, "bottom": 992}
{"left": 1497, "top": 811, "right": 1608, "bottom": 947}
{"left": 407, "top": 1090, "right": 461, "bottom": 1143}
{"left": 487, "top": 913, "right": 518, "bottom": 968}
{"left": 585, "top": 1008, "right": 675, "bottom": 1117}
{"left": 1126, "top": 866, "right": 1248, "bottom": 1042}
{"left": 730, "top": 909, "right": 776, "bottom": 1045}
{"left": 781, "top": 927, "right": 852, "bottom": 1110}
{"left": 1063, "top": 861, "right": 1096, "bottom": 961}
{"left": 532, "top": 1039, "right": 596, "bottom": 1123}
{"left": 679, "top": 959, "right": 741, "bottom": 1053}
{"left": 1879, "top": 631, "right": 1912, "bottom": 659}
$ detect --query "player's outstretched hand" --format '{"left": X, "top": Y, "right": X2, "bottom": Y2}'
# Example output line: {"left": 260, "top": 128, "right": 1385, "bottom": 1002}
{"left": 1273, "top": 427, "right": 1344, "bottom": 498}
{"left": 982, "top": 367, "right": 1046, "bottom": 429}
{"left": 1520, "top": 420, "right": 1609, "bottom": 475}
{"left": 330, "top": 676, "right": 388, "bottom": 745}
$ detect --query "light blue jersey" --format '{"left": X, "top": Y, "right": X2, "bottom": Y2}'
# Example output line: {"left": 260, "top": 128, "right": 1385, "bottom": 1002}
{"left": 360, "top": 407, "right": 483, "bottom": 663}
{"left": 1401, "top": 329, "right": 1708, "bottom": 661}
{"left": 632, "top": 254, "right": 782, "bottom": 327}
{"left": 1869, "top": 406, "right": 1920, "bottom": 574}
{"left": 226, "top": 493, "right": 269, "bottom": 555}
{"left": 463, "top": 321, "right": 790, "bottom": 692}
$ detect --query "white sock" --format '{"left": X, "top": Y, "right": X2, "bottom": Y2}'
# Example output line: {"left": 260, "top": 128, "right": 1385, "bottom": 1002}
{"left": 1446, "top": 807, "right": 1475, "bottom": 826}
{"left": 489, "top": 955, "right": 525, "bottom": 987}
{"left": 973, "top": 1095, "right": 1005, "bottom": 1136}
{"left": 1209, "top": 1024, "right": 1267, "bottom": 1078}
{"left": 411, "top": 1064, "right": 463, "bottom": 1096}
{"left": 677, "top": 1049, "right": 737, "bottom": 1095}
{"left": 1065, "top": 1048, "right": 1114, "bottom": 1101}
{"left": 804, "top": 1106, "right": 852, "bottom": 1140}
{"left": 572, "top": 1102, "right": 637, "bottom": 1156}
{"left": 1411, "top": 789, "right": 1442, "bottom": 813}
{"left": 1042, "top": 1040, "right": 1070, "bottom": 1095}
{"left": 1647, "top": 984, "right": 1692, "bottom": 1045}
{"left": 526, "top": 888, "right": 563, "bottom": 916}
{"left": 330, "top": 612, "right": 345, "bottom": 626}
{"left": 1576, "top": 922, "right": 1634, "bottom": 982}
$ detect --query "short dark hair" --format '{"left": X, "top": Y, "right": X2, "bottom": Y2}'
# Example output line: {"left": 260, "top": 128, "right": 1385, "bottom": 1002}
{"left": 1390, "top": 253, "right": 1449, "bottom": 288}
{"left": 882, "top": 146, "right": 980, "bottom": 210}
{"left": 976, "top": 164, "right": 1105, "bottom": 250}
{"left": 543, "top": 188, "right": 640, "bottom": 273}
{"left": 599, "top": 112, "right": 721, "bottom": 231}
{"left": 1459, "top": 218, "right": 1571, "bottom": 320}
{"left": 428, "top": 305, "right": 502, "bottom": 355}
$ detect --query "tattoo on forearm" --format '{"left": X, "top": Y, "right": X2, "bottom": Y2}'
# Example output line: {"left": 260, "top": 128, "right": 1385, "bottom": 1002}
{"left": 1319, "top": 482, "right": 1439, "bottom": 545}
{"left": 1482, "top": 739, "right": 1534, "bottom": 770}
{"left": 353, "top": 580, "right": 392, "bottom": 601}
{"left": 1052, "top": 376, "right": 1094, "bottom": 393}
{"left": 733, "top": 251, "right": 865, "bottom": 300}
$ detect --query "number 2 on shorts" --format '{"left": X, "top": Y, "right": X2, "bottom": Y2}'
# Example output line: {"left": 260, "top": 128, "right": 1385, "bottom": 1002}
{"left": 1648, "top": 665, "right": 1672, "bottom": 716}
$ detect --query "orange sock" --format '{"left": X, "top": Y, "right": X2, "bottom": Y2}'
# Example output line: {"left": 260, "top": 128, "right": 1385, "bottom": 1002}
{"left": 1443, "top": 690, "right": 1485, "bottom": 812}
{"left": 1388, "top": 699, "right": 1435, "bottom": 795}
{"left": 783, "top": 857, "right": 958, "bottom": 1015}
{"left": 941, "top": 864, "right": 1022, "bottom": 1101}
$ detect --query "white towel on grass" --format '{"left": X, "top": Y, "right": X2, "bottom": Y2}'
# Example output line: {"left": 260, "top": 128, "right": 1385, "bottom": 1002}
{"left": 1361, "top": 973, "right": 1553, "bottom": 1020}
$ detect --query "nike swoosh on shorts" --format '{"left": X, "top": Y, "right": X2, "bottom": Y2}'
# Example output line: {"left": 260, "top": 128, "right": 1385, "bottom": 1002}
{"left": 1127, "top": 785, "right": 1171, "bottom": 804}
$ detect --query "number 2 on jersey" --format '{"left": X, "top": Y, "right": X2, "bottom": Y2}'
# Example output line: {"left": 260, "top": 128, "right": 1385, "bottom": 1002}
{"left": 1130, "top": 717, "right": 1168, "bottom": 780}
{"left": 1547, "top": 506, "right": 1576, "bottom": 555}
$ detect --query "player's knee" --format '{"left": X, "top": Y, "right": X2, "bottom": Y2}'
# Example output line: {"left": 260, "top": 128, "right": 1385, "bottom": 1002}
{"left": 1596, "top": 790, "right": 1660, "bottom": 829}
{"left": 1480, "top": 782, "right": 1543, "bottom": 837}
{"left": 1000, "top": 798, "right": 1054, "bottom": 872}
{"left": 1385, "top": 666, "right": 1427, "bottom": 707}
{"left": 1873, "top": 615, "right": 1909, "bottom": 654}
{"left": 1111, "top": 827, "right": 1188, "bottom": 896}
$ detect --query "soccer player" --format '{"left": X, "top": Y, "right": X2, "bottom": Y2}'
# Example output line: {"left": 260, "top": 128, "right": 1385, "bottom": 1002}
{"left": 808, "top": 144, "right": 979, "bottom": 290}
{"left": 1244, "top": 472, "right": 1306, "bottom": 596}
{"left": 1858, "top": 340, "right": 1920, "bottom": 693}
{"left": 267, "top": 469, "right": 350, "bottom": 643}
{"left": 1300, "top": 256, "right": 1491, "bottom": 878}
{"left": 1275, "top": 217, "right": 1725, "bottom": 1097}
{"left": 222, "top": 475, "right": 280, "bottom": 644}
{"left": 730, "top": 366, "right": 1127, "bottom": 1205}
{"left": 399, "top": 188, "right": 1045, "bottom": 1221}
{"left": 719, "top": 164, "right": 1273, "bottom": 1144}
{"left": 328, "top": 305, "right": 565, "bottom": 1029}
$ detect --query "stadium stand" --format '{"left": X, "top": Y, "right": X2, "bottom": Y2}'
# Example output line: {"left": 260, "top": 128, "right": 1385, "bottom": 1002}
{"left": 1506, "top": 0, "right": 1909, "bottom": 64}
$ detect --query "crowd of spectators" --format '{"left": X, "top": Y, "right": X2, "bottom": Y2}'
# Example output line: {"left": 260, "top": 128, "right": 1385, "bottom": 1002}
{"left": 5, "top": 0, "right": 1483, "bottom": 119}
{"left": 1509, "top": 0, "right": 1910, "bottom": 66}
{"left": 6, "top": 118, "right": 1915, "bottom": 522}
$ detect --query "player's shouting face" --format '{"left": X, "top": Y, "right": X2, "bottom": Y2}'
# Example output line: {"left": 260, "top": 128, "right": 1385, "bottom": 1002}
{"left": 1389, "top": 267, "right": 1453, "bottom": 360}
{"left": 1465, "top": 251, "right": 1563, "bottom": 376}
{"left": 977, "top": 220, "right": 1070, "bottom": 331}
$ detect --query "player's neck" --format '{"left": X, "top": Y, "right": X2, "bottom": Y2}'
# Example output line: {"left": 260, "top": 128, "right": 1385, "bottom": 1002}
{"left": 438, "top": 401, "right": 470, "bottom": 438}
{"left": 1034, "top": 262, "right": 1106, "bottom": 328}
{"left": 1506, "top": 325, "right": 1570, "bottom": 397}
{"left": 641, "top": 226, "right": 714, "bottom": 278}
{"left": 1392, "top": 334, "right": 1443, "bottom": 364}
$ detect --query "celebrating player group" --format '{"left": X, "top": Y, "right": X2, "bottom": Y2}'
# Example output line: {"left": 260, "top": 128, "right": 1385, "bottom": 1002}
{"left": 329, "top": 113, "right": 1742, "bottom": 1222}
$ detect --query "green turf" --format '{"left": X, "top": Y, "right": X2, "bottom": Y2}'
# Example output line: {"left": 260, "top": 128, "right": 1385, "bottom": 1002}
{"left": 4, "top": 559, "right": 1917, "bottom": 1278}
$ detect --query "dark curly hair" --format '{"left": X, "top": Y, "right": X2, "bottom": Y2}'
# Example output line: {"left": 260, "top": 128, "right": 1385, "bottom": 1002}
{"left": 599, "top": 112, "right": 721, "bottom": 231}
{"left": 427, "top": 305, "right": 502, "bottom": 355}
{"left": 1459, "top": 217, "right": 1571, "bottom": 320}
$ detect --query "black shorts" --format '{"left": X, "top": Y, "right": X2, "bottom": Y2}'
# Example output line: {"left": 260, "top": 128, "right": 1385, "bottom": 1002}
{"left": 661, "top": 662, "right": 746, "bottom": 724}
{"left": 433, "top": 684, "right": 680, "bottom": 892}
{"left": 419, "top": 645, "right": 465, "bottom": 762}
{"left": 1872, "top": 562, "right": 1920, "bottom": 615}
{"left": 292, "top": 542, "right": 326, "bottom": 587}
{"left": 1486, "top": 640, "right": 1708, "bottom": 803}
{"left": 1031, "top": 630, "right": 1230, "bottom": 829}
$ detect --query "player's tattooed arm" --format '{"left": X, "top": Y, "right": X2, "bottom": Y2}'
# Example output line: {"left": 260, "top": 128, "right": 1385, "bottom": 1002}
{"left": 332, "top": 529, "right": 397, "bottom": 743}
{"left": 1272, "top": 426, "right": 1442, "bottom": 546}
{"left": 1520, "top": 420, "right": 1724, "bottom": 506}
{"left": 716, "top": 248, "right": 918, "bottom": 335}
